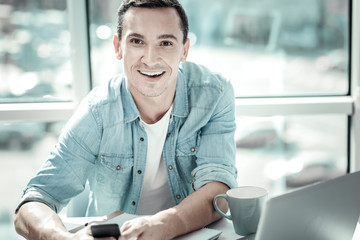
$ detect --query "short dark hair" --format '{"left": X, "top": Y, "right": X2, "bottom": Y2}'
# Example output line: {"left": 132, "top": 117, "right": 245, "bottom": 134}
{"left": 117, "top": 0, "right": 189, "bottom": 44}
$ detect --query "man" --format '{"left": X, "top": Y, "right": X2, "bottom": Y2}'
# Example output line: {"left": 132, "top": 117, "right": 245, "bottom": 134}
{"left": 14, "top": 0, "right": 237, "bottom": 239}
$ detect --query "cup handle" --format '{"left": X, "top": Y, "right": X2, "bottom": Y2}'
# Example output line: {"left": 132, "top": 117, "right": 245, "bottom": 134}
{"left": 213, "top": 194, "right": 232, "bottom": 220}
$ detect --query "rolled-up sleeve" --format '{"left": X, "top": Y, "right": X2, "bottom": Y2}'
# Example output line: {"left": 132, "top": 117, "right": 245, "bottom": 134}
{"left": 192, "top": 80, "right": 238, "bottom": 190}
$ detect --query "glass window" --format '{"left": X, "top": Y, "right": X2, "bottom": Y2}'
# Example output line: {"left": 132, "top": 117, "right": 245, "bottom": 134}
{"left": 235, "top": 115, "right": 347, "bottom": 196}
{"left": 182, "top": 0, "right": 349, "bottom": 97}
{"left": 89, "top": 0, "right": 349, "bottom": 96}
{"left": 0, "top": 0, "right": 72, "bottom": 102}
{"left": 88, "top": 0, "right": 121, "bottom": 87}
{"left": 0, "top": 121, "right": 65, "bottom": 239}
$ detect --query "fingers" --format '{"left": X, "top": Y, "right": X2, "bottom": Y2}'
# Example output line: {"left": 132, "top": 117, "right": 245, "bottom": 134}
{"left": 120, "top": 220, "right": 143, "bottom": 240}
{"left": 120, "top": 218, "right": 154, "bottom": 240}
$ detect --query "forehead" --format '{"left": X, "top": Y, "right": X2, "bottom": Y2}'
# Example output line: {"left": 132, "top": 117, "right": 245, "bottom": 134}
{"left": 122, "top": 7, "right": 183, "bottom": 39}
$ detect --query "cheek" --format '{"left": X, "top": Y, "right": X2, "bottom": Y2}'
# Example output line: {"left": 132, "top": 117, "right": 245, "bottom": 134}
{"left": 122, "top": 46, "right": 143, "bottom": 61}
{"left": 163, "top": 51, "right": 183, "bottom": 66}
{"left": 122, "top": 51, "right": 141, "bottom": 71}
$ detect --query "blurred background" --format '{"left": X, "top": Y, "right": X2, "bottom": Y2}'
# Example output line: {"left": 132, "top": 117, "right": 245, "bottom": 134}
{"left": 0, "top": 0, "right": 350, "bottom": 238}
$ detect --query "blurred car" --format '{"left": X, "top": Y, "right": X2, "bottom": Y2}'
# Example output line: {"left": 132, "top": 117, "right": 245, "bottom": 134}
{"left": 0, "top": 122, "right": 46, "bottom": 150}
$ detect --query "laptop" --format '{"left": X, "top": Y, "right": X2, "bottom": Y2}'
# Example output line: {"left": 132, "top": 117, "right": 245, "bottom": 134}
{"left": 240, "top": 170, "right": 360, "bottom": 240}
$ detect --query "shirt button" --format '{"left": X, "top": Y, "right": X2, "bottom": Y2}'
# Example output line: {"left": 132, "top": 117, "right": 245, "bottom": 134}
{"left": 137, "top": 170, "right": 142, "bottom": 174}
{"left": 190, "top": 147, "right": 195, "bottom": 152}
{"left": 168, "top": 165, "right": 173, "bottom": 170}
{"left": 116, "top": 165, "right": 121, "bottom": 170}
{"left": 176, "top": 195, "right": 181, "bottom": 199}
{"left": 140, "top": 137, "right": 144, "bottom": 141}
{"left": 132, "top": 201, "right": 136, "bottom": 206}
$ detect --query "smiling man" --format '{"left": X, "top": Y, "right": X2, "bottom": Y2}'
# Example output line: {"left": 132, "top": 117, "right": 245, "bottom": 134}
{"left": 14, "top": 1, "right": 237, "bottom": 239}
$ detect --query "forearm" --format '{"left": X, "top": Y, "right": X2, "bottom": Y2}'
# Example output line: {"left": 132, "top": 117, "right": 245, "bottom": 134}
{"left": 156, "top": 182, "right": 229, "bottom": 239}
{"left": 14, "top": 201, "right": 72, "bottom": 240}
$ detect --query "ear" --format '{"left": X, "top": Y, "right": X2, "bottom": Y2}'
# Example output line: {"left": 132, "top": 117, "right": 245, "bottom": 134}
{"left": 180, "top": 38, "right": 190, "bottom": 62}
{"left": 113, "top": 34, "right": 122, "bottom": 60}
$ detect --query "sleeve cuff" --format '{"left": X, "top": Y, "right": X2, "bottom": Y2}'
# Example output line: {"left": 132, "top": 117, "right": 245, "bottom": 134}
{"left": 191, "top": 163, "right": 238, "bottom": 191}
{"left": 15, "top": 187, "right": 60, "bottom": 214}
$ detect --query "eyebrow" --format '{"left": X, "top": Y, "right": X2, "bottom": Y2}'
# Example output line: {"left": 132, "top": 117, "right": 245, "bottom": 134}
{"left": 127, "top": 33, "right": 178, "bottom": 42}
{"left": 158, "top": 34, "right": 178, "bottom": 42}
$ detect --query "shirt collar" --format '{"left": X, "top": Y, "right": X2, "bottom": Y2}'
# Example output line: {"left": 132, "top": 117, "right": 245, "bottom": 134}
{"left": 172, "top": 65, "right": 189, "bottom": 118}
{"left": 120, "top": 75, "right": 140, "bottom": 123}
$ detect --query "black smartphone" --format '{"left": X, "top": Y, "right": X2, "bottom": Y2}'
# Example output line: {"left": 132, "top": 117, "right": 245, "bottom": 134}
{"left": 91, "top": 223, "right": 121, "bottom": 239}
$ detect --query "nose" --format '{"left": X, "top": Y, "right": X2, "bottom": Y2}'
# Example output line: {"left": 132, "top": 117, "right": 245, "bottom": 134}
{"left": 141, "top": 45, "right": 160, "bottom": 66}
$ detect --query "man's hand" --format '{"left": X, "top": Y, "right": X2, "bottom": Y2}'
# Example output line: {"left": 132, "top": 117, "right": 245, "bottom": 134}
{"left": 119, "top": 182, "right": 229, "bottom": 240}
{"left": 120, "top": 215, "right": 168, "bottom": 240}
{"left": 14, "top": 202, "right": 116, "bottom": 240}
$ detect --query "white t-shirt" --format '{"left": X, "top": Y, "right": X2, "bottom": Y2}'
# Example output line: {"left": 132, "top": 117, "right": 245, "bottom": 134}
{"left": 136, "top": 105, "right": 175, "bottom": 215}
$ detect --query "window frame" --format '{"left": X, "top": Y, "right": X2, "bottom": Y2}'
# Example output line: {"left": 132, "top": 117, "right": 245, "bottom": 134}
{"left": 0, "top": 0, "right": 359, "bottom": 172}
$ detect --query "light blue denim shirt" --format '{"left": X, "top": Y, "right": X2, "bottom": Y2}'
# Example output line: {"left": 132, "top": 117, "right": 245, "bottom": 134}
{"left": 18, "top": 61, "right": 238, "bottom": 216}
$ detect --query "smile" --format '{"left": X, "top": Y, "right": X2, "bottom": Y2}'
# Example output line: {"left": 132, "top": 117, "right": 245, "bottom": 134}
{"left": 139, "top": 70, "right": 165, "bottom": 78}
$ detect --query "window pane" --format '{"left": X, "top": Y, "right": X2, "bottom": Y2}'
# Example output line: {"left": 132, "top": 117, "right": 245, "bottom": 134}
{"left": 183, "top": 0, "right": 349, "bottom": 97}
{"left": 88, "top": 0, "right": 121, "bottom": 87}
{"left": 0, "top": 1, "right": 72, "bottom": 102}
{"left": 89, "top": 0, "right": 349, "bottom": 96}
{"left": 235, "top": 115, "right": 347, "bottom": 196}
{"left": 0, "top": 121, "right": 64, "bottom": 239}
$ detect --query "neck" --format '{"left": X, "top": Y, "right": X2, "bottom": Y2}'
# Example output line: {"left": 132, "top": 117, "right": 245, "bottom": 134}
{"left": 133, "top": 92, "right": 175, "bottom": 124}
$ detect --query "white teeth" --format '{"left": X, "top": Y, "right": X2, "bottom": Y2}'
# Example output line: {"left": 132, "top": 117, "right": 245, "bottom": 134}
{"left": 140, "top": 70, "right": 164, "bottom": 76}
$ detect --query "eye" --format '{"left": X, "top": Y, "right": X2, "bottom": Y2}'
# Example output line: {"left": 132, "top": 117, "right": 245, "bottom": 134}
{"left": 160, "top": 41, "right": 173, "bottom": 47}
{"left": 130, "top": 38, "right": 144, "bottom": 45}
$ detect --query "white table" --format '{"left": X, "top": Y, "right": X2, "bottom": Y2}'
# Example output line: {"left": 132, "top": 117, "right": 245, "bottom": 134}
{"left": 62, "top": 213, "right": 243, "bottom": 240}
{"left": 207, "top": 218, "right": 243, "bottom": 239}
{"left": 63, "top": 214, "right": 360, "bottom": 240}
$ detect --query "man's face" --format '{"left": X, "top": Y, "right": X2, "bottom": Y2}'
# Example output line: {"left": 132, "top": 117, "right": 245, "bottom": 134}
{"left": 113, "top": 7, "right": 190, "bottom": 98}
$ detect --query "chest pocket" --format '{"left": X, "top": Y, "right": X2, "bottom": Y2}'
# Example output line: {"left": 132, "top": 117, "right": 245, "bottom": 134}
{"left": 175, "top": 131, "right": 201, "bottom": 184}
{"left": 95, "top": 153, "right": 134, "bottom": 198}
